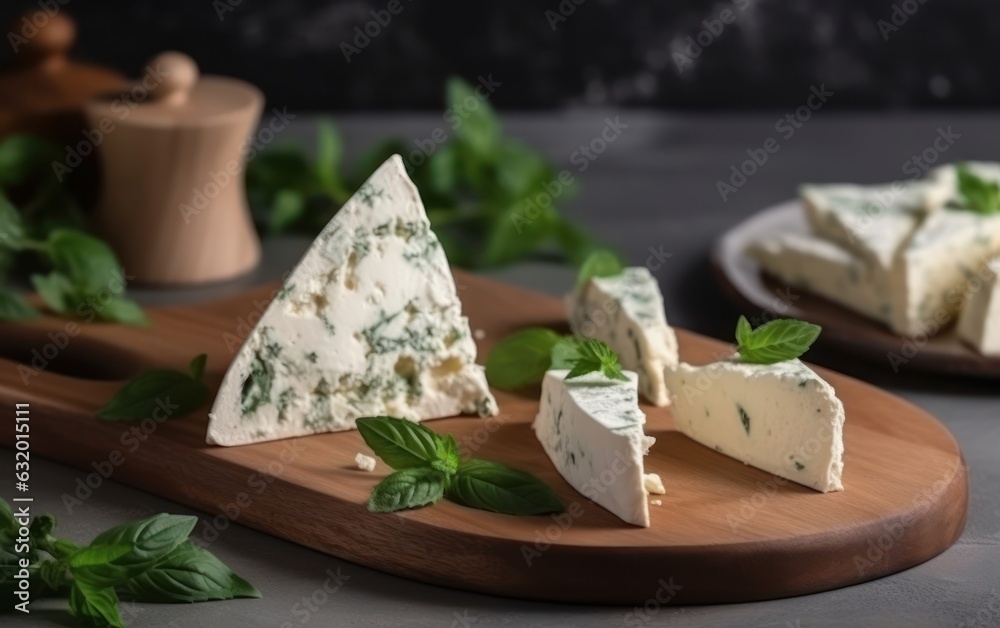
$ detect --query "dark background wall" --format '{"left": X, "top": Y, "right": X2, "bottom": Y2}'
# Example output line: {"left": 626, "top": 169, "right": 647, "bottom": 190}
{"left": 2, "top": 0, "right": 996, "bottom": 111}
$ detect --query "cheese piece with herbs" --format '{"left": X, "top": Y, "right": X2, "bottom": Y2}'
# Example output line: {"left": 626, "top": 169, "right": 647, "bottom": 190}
{"left": 566, "top": 267, "right": 679, "bottom": 406}
{"left": 957, "top": 256, "right": 1000, "bottom": 355}
{"left": 750, "top": 233, "right": 890, "bottom": 325}
{"left": 533, "top": 370, "right": 655, "bottom": 527}
{"left": 923, "top": 161, "right": 1000, "bottom": 211}
{"left": 207, "top": 155, "right": 497, "bottom": 446}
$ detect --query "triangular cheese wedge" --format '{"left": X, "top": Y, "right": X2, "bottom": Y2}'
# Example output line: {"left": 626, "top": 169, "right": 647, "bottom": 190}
{"left": 665, "top": 357, "right": 844, "bottom": 492}
{"left": 207, "top": 155, "right": 497, "bottom": 446}
{"left": 533, "top": 370, "right": 655, "bottom": 527}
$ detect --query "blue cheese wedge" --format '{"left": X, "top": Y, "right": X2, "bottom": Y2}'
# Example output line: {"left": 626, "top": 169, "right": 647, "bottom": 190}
{"left": 207, "top": 155, "right": 497, "bottom": 446}
{"left": 533, "top": 370, "right": 656, "bottom": 527}
{"left": 750, "top": 233, "right": 890, "bottom": 325}
{"left": 957, "top": 256, "right": 1000, "bottom": 355}
{"left": 889, "top": 209, "right": 1000, "bottom": 336}
{"left": 566, "top": 268, "right": 679, "bottom": 406}
{"left": 664, "top": 357, "right": 845, "bottom": 493}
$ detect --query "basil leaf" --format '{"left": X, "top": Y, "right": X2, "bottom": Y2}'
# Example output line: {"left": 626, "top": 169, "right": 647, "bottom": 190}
{"left": 449, "top": 459, "right": 563, "bottom": 516}
{"left": 564, "top": 339, "right": 628, "bottom": 382}
{"left": 735, "top": 315, "right": 752, "bottom": 347}
{"left": 188, "top": 353, "right": 208, "bottom": 381}
{"left": 69, "top": 579, "right": 125, "bottom": 628}
{"left": 447, "top": 76, "right": 500, "bottom": 160}
{"left": 427, "top": 143, "right": 459, "bottom": 198}
{"left": 480, "top": 202, "right": 555, "bottom": 268}
{"left": 956, "top": 163, "right": 1000, "bottom": 214}
{"left": 0, "top": 286, "right": 38, "bottom": 321}
{"left": 315, "top": 120, "right": 345, "bottom": 199}
{"left": 76, "top": 514, "right": 196, "bottom": 587}
{"left": 38, "top": 559, "right": 71, "bottom": 594}
{"left": 0, "top": 498, "right": 14, "bottom": 532}
{"left": 432, "top": 434, "right": 460, "bottom": 476}
{"left": 47, "top": 229, "right": 122, "bottom": 295}
{"left": 553, "top": 217, "right": 598, "bottom": 268}
{"left": 68, "top": 543, "right": 132, "bottom": 569}
{"left": 97, "top": 296, "right": 149, "bottom": 326}
{"left": 0, "top": 134, "right": 62, "bottom": 187}
{"left": 550, "top": 336, "right": 583, "bottom": 369}
{"left": 97, "top": 367, "right": 209, "bottom": 422}
{"left": 125, "top": 541, "right": 260, "bottom": 603}
{"left": 368, "top": 467, "right": 446, "bottom": 513}
{"left": 485, "top": 327, "right": 562, "bottom": 390}
{"left": 31, "top": 271, "right": 73, "bottom": 314}
{"left": 576, "top": 250, "right": 623, "bottom": 289}
{"left": 0, "top": 192, "right": 26, "bottom": 249}
{"left": 355, "top": 416, "right": 442, "bottom": 470}
{"left": 735, "top": 317, "right": 821, "bottom": 365}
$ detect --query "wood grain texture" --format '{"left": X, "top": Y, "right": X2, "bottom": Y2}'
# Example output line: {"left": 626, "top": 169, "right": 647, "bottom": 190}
{"left": 0, "top": 271, "right": 968, "bottom": 605}
{"left": 712, "top": 200, "right": 1000, "bottom": 378}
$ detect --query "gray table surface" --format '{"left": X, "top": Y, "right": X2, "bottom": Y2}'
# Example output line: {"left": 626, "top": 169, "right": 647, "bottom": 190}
{"left": 4, "top": 113, "right": 1000, "bottom": 627}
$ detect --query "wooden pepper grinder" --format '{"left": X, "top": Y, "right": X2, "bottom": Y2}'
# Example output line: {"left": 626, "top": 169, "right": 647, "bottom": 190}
{"left": 87, "top": 51, "right": 263, "bottom": 285}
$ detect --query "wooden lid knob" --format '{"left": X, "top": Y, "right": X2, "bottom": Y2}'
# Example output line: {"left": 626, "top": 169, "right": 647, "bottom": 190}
{"left": 13, "top": 10, "right": 75, "bottom": 69}
{"left": 148, "top": 51, "right": 199, "bottom": 106}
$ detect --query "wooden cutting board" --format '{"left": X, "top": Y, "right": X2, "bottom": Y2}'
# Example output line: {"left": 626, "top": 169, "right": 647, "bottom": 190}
{"left": 0, "top": 272, "right": 968, "bottom": 605}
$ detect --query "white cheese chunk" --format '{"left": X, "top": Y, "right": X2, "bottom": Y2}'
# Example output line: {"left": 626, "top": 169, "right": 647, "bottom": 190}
{"left": 533, "top": 370, "right": 654, "bottom": 527}
{"left": 355, "top": 453, "right": 377, "bottom": 472}
{"left": 750, "top": 233, "right": 890, "bottom": 325}
{"left": 889, "top": 209, "right": 1000, "bottom": 336}
{"left": 207, "top": 155, "right": 497, "bottom": 446}
{"left": 664, "top": 357, "right": 845, "bottom": 493}
{"left": 957, "top": 257, "right": 1000, "bottom": 355}
{"left": 643, "top": 473, "right": 665, "bottom": 495}
{"left": 566, "top": 268, "right": 679, "bottom": 406}
{"left": 800, "top": 181, "right": 927, "bottom": 275}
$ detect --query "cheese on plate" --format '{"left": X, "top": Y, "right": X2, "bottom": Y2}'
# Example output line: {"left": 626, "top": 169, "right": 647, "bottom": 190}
{"left": 664, "top": 357, "right": 845, "bottom": 492}
{"left": 957, "top": 256, "right": 1000, "bottom": 355}
{"left": 750, "top": 233, "right": 890, "bottom": 325}
{"left": 566, "top": 267, "right": 679, "bottom": 406}
{"left": 207, "top": 155, "right": 497, "bottom": 446}
{"left": 533, "top": 370, "right": 656, "bottom": 527}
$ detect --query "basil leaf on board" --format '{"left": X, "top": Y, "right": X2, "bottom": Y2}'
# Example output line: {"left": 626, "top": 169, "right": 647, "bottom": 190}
{"left": 956, "top": 163, "right": 1000, "bottom": 214}
{"left": 448, "top": 459, "right": 563, "bottom": 516}
{"left": 484, "top": 327, "right": 562, "bottom": 390}
{"left": 97, "top": 366, "right": 209, "bottom": 422}
{"left": 31, "top": 271, "right": 73, "bottom": 314}
{"left": 564, "top": 339, "right": 629, "bottom": 382}
{"left": 46, "top": 229, "right": 123, "bottom": 296}
{"left": 432, "top": 434, "right": 460, "bottom": 476}
{"left": 97, "top": 296, "right": 149, "bottom": 326}
{"left": 74, "top": 514, "right": 196, "bottom": 587}
{"left": 69, "top": 579, "right": 125, "bottom": 628}
{"left": 355, "top": 416, "right": 442, "bottom": 470}
{"left": 735, "top": 316, "right": 822, "bottom": 365}
{"left": 124, "top": 541, "right": 261, "bottom": 603}
{"left": 0, "top": 287, "right": 39, "bottom": 321}
{"left": 368, "top": 467, "right": 447, "bottom": 513}
{"left": 576, "top": 249, "right": 624, "bottom": 289}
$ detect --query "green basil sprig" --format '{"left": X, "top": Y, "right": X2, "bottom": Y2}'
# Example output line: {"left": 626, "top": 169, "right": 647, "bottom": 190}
{"left": 734, "top": 315, "right": 821, "bottom": 364}
{"left": 486, "top": 329, "right": 626, "bottom": 390}
{"left": 97, "top": 354, "right": 209, "bottom": 421}
{"left": 955, "top": 163, "right": 1000, "bottom": 214}
{"left": 356, "top": 416, "right": 563, "bottom": 516}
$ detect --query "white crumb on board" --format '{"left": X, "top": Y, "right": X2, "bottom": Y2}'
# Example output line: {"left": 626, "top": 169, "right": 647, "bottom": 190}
{"left": 355, "top": 453, "right": 376, "bottom": 471}
{"left": 643, "top": 473, "right": 666, "bottom": 495}
{"left": 473, "top": 328, "right": 486, "bottom": 340}
{"left": 650, "top": 499, "right": 662, "bottom": 506}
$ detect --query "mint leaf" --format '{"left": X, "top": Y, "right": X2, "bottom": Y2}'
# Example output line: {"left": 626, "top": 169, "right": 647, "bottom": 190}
{"left": 448, "top": 459, "right": 563, "bottom": 516}
{"left": 576, "top": 250, "right": 623, "bottom": 289}
{"left": 485, "top": 327, "right": 562, "bottom": 390}
{"left": 432, "top": 434, "right": 460, "bottom": 476}
{"left": 368, "top": 467, "right": 446, "bottom": 513}
{"left": 550, "top": 336, "right": 584, "bottom": 369}
{"left": 564, "top": 339, "right": 628, "bottom": 382}
{"left": 76, "top": 514, "right": 196, "bottom": 588}
{"left": 97, "top": 364, "right": 209, "bottom": 422}
{"left": 0, "top": 286, "right": 39, "bottom": 321}
{"left": 69, "top": 579, "right": 125, "bottom": 628}
{"left": 125, "top": 541, "right": 261, "bottom": 603}
{"left": 355, "top": 416, "right": 442, "bottom": 470}
{"left": 956, "top": 163, "right": 1000, "bottom": 214}
{"left": 735, "top": 316, "right": 821, "bottom": 365}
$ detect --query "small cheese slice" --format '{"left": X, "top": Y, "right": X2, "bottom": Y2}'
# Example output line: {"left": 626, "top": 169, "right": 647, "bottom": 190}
{"left": 957, "top": 256, "right": 1000, "bottom": 355}
{"left": 750, "top": 233, "right": 890, "bottom": 325}
{"left": 664, "top": 357, "right": 845, "bottom": 492}
{"left": 534, "top": 370, "right": 655, "bottom": 527}
{"left": 207, "top": 155, "right": 497, "bottom": 446}
{"left": 800, "top": 181, "right": 928, "bottom": 275}
{"left": 566, "top": 267, "right": 679, "bottom": 406}
{"left": 889, "top": 209, "right": 1000, "bottom": 336}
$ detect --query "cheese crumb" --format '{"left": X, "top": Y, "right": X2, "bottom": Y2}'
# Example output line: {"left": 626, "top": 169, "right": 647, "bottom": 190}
{"left": 473, "top": 328, "right": 486, "bottom": 340}
{"left": 650, "top": 499, "right": 662, "bottom": 506}
{"left": 643, "top": 473, "right": 666, "bottom": 495}
{"left": 355, "top": 453, "right": 376, "bottom": 471}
